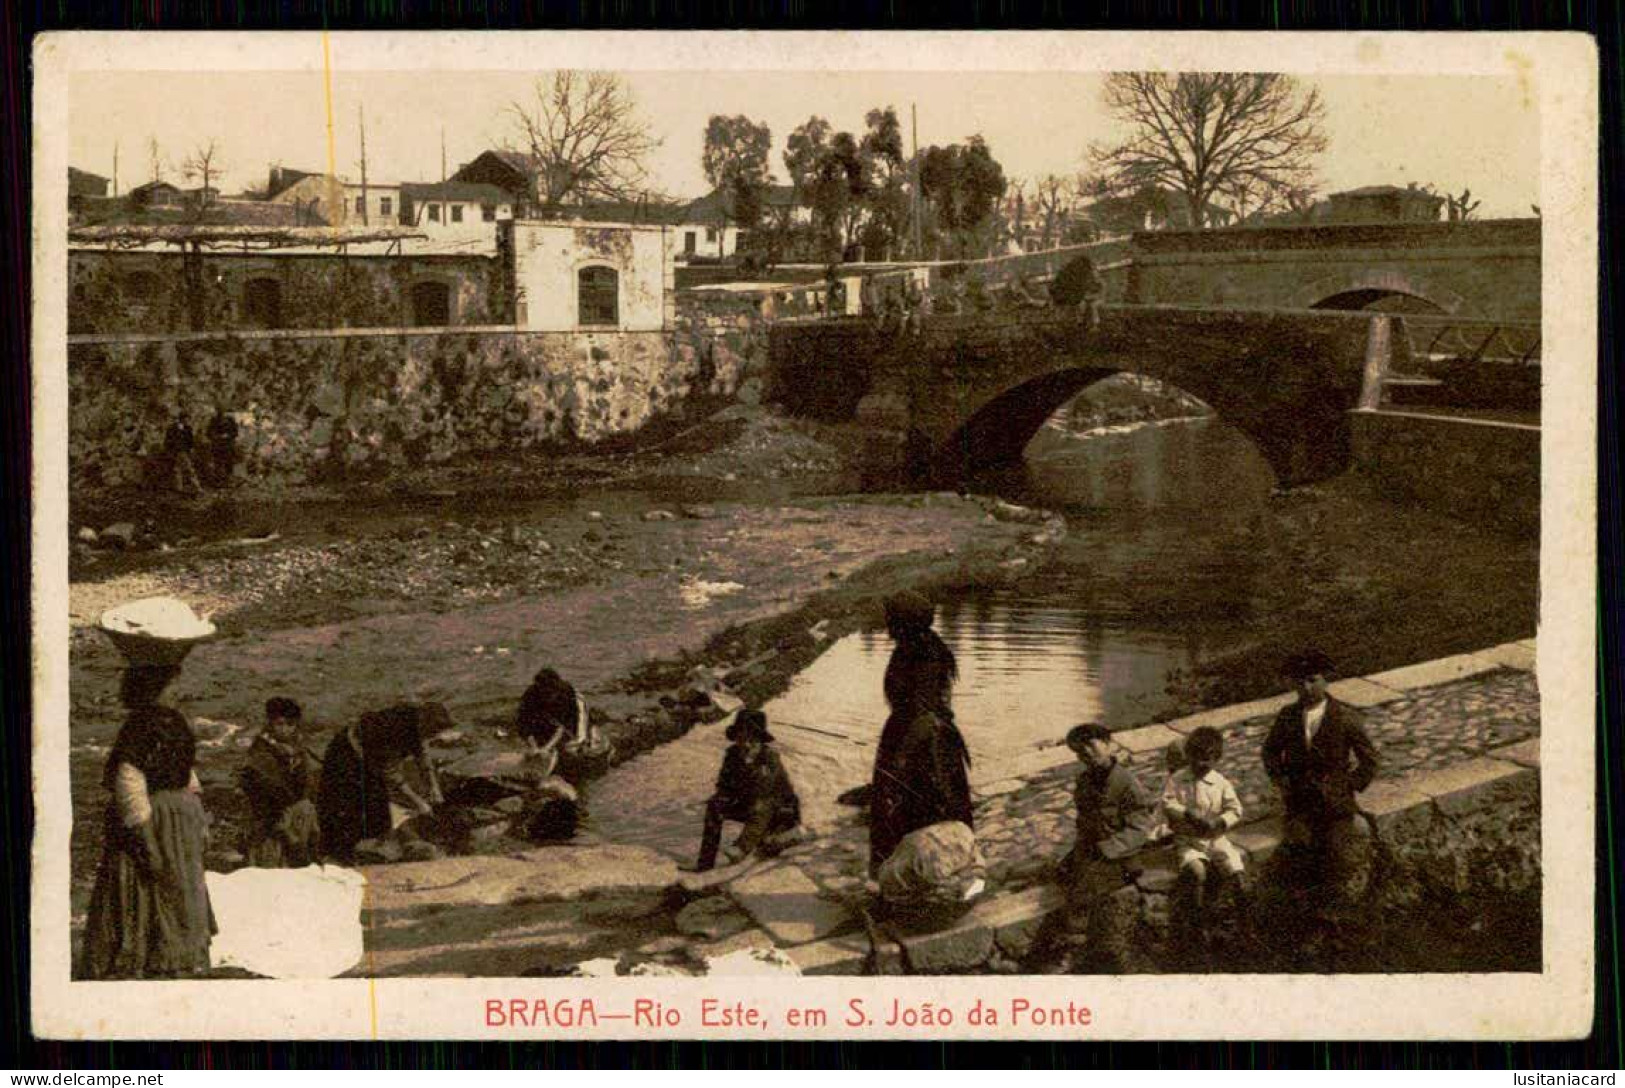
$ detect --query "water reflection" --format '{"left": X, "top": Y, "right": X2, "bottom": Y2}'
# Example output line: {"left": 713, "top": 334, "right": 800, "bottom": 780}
{"left": 589, "top": 417, "right": 1279, "bottom": 857}
{"left": 993, "top": 415, "right": 1274, "bottom": 514}
{"left": 765, "top": 600, "right": 1200, "bottom": 751}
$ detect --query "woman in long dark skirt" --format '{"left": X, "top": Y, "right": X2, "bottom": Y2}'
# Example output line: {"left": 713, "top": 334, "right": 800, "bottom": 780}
{"left": 79, "top": 664, "right": 216, "bottom": 980}
{"left": 868, "top": 592, "right": 974, "bottom": 877}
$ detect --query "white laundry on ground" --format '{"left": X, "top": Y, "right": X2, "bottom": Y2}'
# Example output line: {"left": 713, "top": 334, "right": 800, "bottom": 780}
{"left": 206, "top": 865, "right": 368, "bottom": 979}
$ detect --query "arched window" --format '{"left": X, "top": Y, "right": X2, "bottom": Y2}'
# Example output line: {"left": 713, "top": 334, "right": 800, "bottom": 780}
{"left": 242, "top": 277, "right": 284, "bottom": 330}
{"left": 578, "top": 266, "right": 619, "bottom": 327}
{"left": 411, "top": 281, "right": 452, "bottom": 327}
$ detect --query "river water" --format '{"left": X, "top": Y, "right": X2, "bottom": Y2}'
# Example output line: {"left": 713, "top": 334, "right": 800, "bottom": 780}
{"left": 588, "top": 415, "right": 1286, "bottom": 858}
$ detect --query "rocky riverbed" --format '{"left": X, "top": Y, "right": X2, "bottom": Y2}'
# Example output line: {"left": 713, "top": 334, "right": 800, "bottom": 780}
{"left": 65, "top": 403, "right": 1538, "bottom": 972}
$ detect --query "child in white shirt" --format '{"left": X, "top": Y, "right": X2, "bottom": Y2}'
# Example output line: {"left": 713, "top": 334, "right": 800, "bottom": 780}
{"left": 1160, "top": 725, "right": 1245, "bottom": 922}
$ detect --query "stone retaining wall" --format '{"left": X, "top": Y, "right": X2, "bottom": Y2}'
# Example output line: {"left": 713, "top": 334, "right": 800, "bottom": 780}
{"left": 1349, "top": 409, "right": 1540, "bottom": 538}
{"left": 69, "top": 248, "right": 507, "bottom": 336}
{"left": 67, "top": 293, "right": 768, "bottom": 491}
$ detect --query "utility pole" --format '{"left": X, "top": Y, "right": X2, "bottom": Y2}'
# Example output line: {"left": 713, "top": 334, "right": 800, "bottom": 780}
{"left": 358, "top": 105, "right": 370, "bottom": 226}
{"left": 440, "top": 128, "right": 447, "bottom": 184}
{"left": 112, "top": 140, "right": 119, "bottom": 197}
{"left": 910, "top": 103, "right": 923, "bottom": 260}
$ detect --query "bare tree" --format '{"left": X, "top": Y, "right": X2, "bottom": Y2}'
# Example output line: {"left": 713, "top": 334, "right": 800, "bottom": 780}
{"left": 1092, "top": 72, "right": 1327, "bottom": 229}
{"left": 1032, "top": 174, "right": 1075, "bottom": 248}
{"left": 1446, "top": 187, "right": 1482, "bottom": 222}
{"left": 507, "top": 71, "right": 660, "bottom": 215}
{"left": 1001, "top": 178, "right": 1028, "bottom": 251}
{"left": 182, "top": 140, "right": 224, "bottom": 212}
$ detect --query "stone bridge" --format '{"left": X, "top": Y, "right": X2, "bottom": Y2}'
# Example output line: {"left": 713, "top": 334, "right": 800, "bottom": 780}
{"left": 764, "top": 219, "right": 1540, "bottom": 486}
{"left": 1120, "top": 219, "right": 1540, "bottom": 320}
{"left": 769, "top": 305, "right": 1410, "bottom": 487}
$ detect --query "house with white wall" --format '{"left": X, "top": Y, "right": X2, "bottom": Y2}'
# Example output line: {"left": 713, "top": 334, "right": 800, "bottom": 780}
{"left": 265, "top": 166, "right": 402, "bottom": 227}
{"left": 508, "top": 219, "right": 675, "bottom": 331}
{"left": 400, "top": 182, "right": 514, "bottom": 234}
{"left": 676, "top": 184, "right": 806, "bottom": 260}
{"left": 342, "top": 182, "right": 403, "bottom": 226}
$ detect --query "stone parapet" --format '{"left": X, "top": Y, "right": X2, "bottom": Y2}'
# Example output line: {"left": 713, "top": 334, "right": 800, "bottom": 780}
{"left": 774, "top": 639, "right": 1540, "bottom": 976}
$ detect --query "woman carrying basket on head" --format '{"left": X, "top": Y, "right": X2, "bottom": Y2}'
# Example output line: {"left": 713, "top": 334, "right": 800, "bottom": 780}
{"left": 79, "top": 663, "right": 217, "bottom": 979}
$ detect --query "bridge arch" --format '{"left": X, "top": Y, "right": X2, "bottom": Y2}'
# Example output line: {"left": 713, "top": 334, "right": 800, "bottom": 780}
{"left": 933, "top": 356, "right": 1343, "bottom": 489}
{"left": 937, "top": 366, "right": 1122, "bottom": 473}
{"left": 1291, "top": 268, "right": 1467, "bottom": 315}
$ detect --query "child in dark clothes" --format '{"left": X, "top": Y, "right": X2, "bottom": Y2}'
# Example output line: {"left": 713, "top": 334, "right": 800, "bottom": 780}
{"left": 239, "top": 696, "right": 320, "bottom": 868}
{"left": 693, "top": 710, "right": 802, "bottom": 872}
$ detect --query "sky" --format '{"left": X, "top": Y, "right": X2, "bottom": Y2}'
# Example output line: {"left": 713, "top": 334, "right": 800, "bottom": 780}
{"left": 68, "top": 69, "right": 1540, "bottom": 217}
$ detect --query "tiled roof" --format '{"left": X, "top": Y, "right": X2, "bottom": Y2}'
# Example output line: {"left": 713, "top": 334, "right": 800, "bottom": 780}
{"left": 682, "top": 183, "right": 799, "bottom": 221}
{"left": 400, "top": 181, "right": 514, "bottom": 204}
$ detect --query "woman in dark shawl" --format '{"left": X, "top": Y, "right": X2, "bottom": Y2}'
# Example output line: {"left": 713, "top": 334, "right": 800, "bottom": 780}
{"left": 868, "top": 592, "right": 974, "bottom": 878}
{"left": 79, "top": 664, "right": 216, "bottom": 979}
{"left": 514, "top": 668, "right": 586, "bottom": 775}
{"left": 316, "top": 703, "right": 448, "bottom": 864}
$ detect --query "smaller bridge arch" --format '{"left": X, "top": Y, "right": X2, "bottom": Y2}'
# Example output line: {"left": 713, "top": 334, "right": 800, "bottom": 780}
{"left": 1291, "top": 269, "right": 1467, "bottom": 315}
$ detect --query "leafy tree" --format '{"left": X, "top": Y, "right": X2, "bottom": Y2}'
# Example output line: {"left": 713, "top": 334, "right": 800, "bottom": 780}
{"left": 859, "top": 108, "right": 910, "bottom": 260}
{"left": 1092, "top": 72, "right": 1326, "bottom": 229}
{"left": 702, "top": 115, "right": 772, "bottom": 193}
{"left": 782, "top": 126, "right": 867, "bottom": 262}
{"left": 701, "top": 115, "right": 772, "bottom": 257}
{"left": 918, "top": 135, "right": 1008, "bottom": 258}
{"left": 783, "top": 116, "right": 833, "bottom": 196}
{"left": 782, "top": 107, "right": 937, "bottom": 261}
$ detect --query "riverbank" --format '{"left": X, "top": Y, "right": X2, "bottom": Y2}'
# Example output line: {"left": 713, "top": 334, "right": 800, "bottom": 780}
{"left": 67, "top": 408, "right": 1063, "bottom": 922}
{"left": 345, "top": 641, "right": 1541, "bottom": 977}
{"left": 66, "top": 406, "right": 1538, "bottom": 929}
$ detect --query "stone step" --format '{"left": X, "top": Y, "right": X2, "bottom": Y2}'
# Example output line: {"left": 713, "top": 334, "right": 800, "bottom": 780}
{"left": 727, "top": 862, "right": 858, "bottom": 947}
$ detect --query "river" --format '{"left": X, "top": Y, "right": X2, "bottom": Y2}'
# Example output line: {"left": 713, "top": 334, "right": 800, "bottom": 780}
{"left": 587, "top": 414, "right": 1292, "bottom": 858}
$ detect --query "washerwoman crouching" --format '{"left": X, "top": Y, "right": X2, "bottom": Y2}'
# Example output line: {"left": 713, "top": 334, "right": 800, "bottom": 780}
{"left": 316, "top": 703, "right": 448, "bottom": 865}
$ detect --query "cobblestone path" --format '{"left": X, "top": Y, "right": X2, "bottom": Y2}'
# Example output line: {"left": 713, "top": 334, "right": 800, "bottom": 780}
{"left": 784, "top": 667, "right": 1540, "bottom": 897}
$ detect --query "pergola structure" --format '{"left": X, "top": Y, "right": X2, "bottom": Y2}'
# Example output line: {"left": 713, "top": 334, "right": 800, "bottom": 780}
{"left": 67, "top": 223, "right": 429, "bottom": 255}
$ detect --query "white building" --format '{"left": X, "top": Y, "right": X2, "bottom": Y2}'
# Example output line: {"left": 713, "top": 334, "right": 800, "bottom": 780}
{"left": 342, "top": 182, "right": 403, "bottom": 226}
{"left": 264, "top": 167, "right": 402, "bottom": 227}
{"left": 508, "top": 220, "right": 675, "bottom": 332}
{"left": 677, "top": 184, "right": 808, "bottom": 260}
{"left": 400, "top": 182, "right": 514, "bottom": 232}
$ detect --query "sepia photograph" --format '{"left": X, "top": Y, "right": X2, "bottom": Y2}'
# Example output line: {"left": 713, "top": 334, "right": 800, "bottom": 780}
{"left": 30, "top": 31, "right": 1596, "bottom": 1040}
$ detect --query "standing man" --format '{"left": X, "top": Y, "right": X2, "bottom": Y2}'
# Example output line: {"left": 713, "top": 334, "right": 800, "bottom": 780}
{"left": 1261, "top": 649, "right": 1380, "bottom": 951}
{"left": 164, "top": 408, "right": 202, "bottom": 496}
